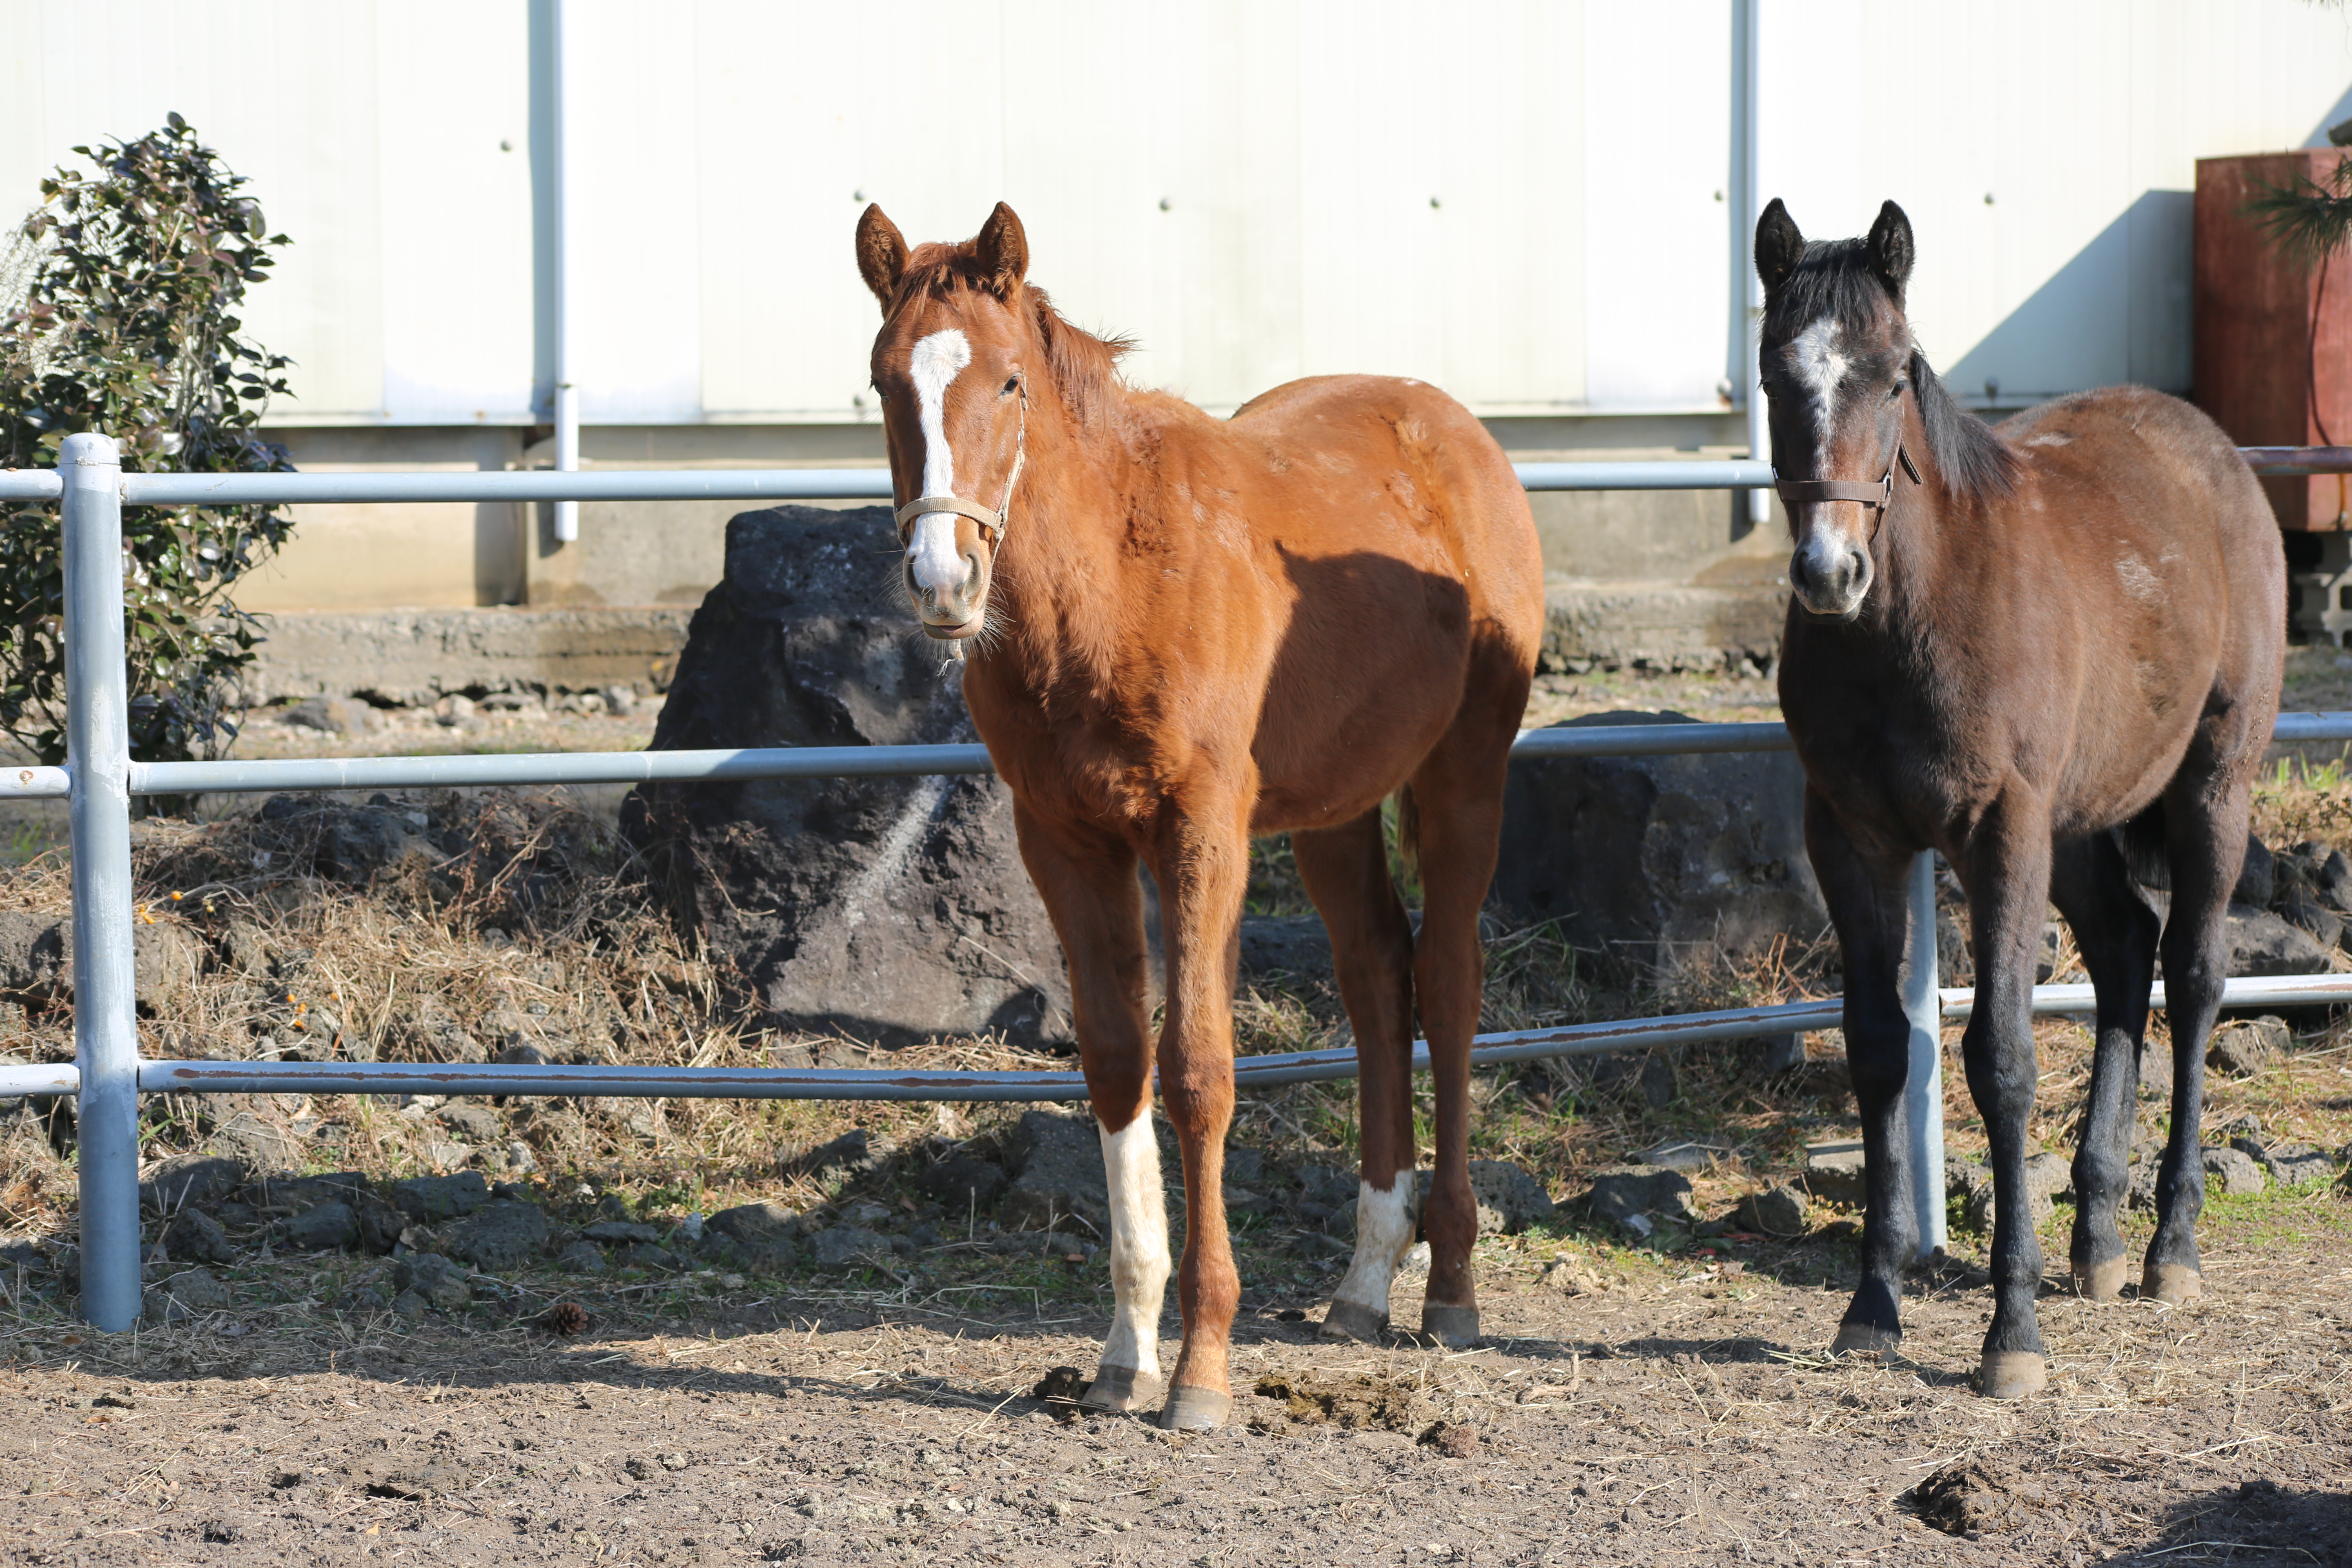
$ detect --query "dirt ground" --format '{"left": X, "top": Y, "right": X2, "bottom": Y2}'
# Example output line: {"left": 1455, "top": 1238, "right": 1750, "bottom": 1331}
{"left": 1, "top": 1204, "right": 2345, "bottom": 1568}
{"left": 0, "top": 664, "right": 2349, "bottom": 1565}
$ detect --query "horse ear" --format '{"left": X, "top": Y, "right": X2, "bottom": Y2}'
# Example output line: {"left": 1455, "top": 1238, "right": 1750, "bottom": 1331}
{"left": 855, "top": 204, "right": 908, "bottom": 310}
{"left": 1868, "top": 200, "right": 1915, "bottom": 299}
{"left": 1755, "top": 198, "right": 1804, "bottom": 294}
{"left": 975, "top": 201, "right": 1029, "bottom": 297}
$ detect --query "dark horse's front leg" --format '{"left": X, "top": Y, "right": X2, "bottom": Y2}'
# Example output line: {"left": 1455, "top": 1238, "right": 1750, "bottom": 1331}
{"left": 1954, "top": 792, "right": 2057, "bottom": 1398}
{"left": 1806, "top": 790, "right": 1920, "bottom": 1359}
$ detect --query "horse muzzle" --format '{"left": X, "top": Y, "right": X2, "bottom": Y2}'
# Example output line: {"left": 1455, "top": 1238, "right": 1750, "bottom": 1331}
{"left": 1788, "top": 536, "right": 1871, "bottom": 620}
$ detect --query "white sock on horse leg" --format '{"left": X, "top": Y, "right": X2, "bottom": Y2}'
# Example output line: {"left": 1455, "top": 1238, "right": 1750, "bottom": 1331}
{"left": 1332, "top": 1172, "right": 1417, "bottom": 1320}
{"left": 1096, "top": 1116, "right": 1169, "bottom": 1378}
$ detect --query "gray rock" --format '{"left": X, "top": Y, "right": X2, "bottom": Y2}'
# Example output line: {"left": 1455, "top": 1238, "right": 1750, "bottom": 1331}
{"left": 920, "top": 1156, "right": 1007, "bottom": 1210}
{"left": 2277, "top": 894, "right": 2342, "bottom": 951}
{"left": 2303, "top": 841, "right": 2352, "bottom": 913}
{"left": 2208, "top": 1016, "right": 2290, "bottom": 1078}
{"left": 1737, "top": 1184, "right": 1809, "bottom": 1236}
{"left": 1411, "top": 1160, "right": 1557, "bottom": 1236}
{"left": 251, "top": 793, "right": 436, "bottom": 884}
{"left": 1752, "top": 1033, "right": 1807, "bottom": 1075}
{"left": 164, "top": 1208, "right": 232, "bottom": 1265}
{"left": 836, "top": 1198, "right": 894, "bottom": 1228}
{"left": 1237, "top": 915, "right": 1334, "bottom": 980}
{"left": 1637, "top": 1139, "right": 1730, "bottom": 1174}
{"left": 1585, "top": 1165, "right": 1696, "bottom": 1234}
{"left": 999, "top": 1107, "right": 1109, "bottom": 1233}
{"left": 2238, "top": 1140, "right": 2333, "bottom": 1187}
{"left": 390, "top": 1172, "right": 490, "bottom": 1223}
{"left": 436, "top": 1103, "right": 503, "bottom": 1144}
{"left": 2127, "top": 1154, "right": 2163, "bottom": 1212}
{"left": 1640, "top": 1051, "right": 1679, "bottom": 1109}
{"left": 555, "top": 1240, "right": 607, "bottom": 1274}
{"left": 0, "top": 908, "right": 202, "bottom": 1011}
{"left": 391, "top": 1252, "right": 471, "bottom": 1309}
{"left": 355, "top": 1200, "right": 405, "bottom": 1255}
{"left": 333, "top": 1285, "right": 391, "bottom": 1316}
{"left": 1492, "top": 711, "right": 1829, "bottom": 973}
{"left": 143, "top": 1267, "right": 231, "bottom": 1324}
{"left": 2201, "top": 1145, "right": 2266, "bottom": 1196}
{"left": 795, "top": 1128, "right": 880, "bottom": 1185}
{"left": 1949, "top": 1152, "right": 2068, "bottom": 1231}
{"left": 282, "top": 695, "right": 383, "bottom": 737}
{"left": 619, "top": 506, "right": 1074, "bottom": 1046}
{"left": 278, "top": 1200, "right": 359, "bottom": 1251}
{"left": 1294, "top": 1165, "right": 1357, "bottom": 1210}
{"left": 807, "top": 1225, "right": 903, "bottom": 1269}
{"left": 445, "top": 1201, "right": 549, "bottom": 1271}
{"left": 2222, "top": 906, "right": 2333, "bottom": 978}
{"left": 391, "top": 1290, "right": 429, "bottom": 1320}
{"left": 580, "top": 1220, "right": 662, "bottom": 1244}
{"left": 2233, "top": 832, "right": 2274, "bottom": 908}
{"left": 618, "top": 1243, "right": 683, "bottom": 1271}
{"left": 702, "top": 1200, "right": 803, "bottom": 1254}
{"left": 139, "top": 1154, "right": 248, "bottom": 1216}
{"left": 1802, "top": 1142, "right": 1868, "bottom": 1208}
{"left": 246, "top": 1171, "right": 371, "bottom": 1215}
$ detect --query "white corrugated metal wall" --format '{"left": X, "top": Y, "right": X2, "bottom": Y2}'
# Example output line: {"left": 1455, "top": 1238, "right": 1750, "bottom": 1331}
{"left": 0, "top": 0, "right": 2343, "bottom": 429}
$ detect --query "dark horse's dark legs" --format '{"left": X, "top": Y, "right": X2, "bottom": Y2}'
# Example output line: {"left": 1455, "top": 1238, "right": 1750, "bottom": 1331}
{"left": 1804, "top": 790, "right": 1918, "bottom": 1356}
{"left": 2145, "top": 746, "right": 2252, "bottom": 1303}
{"left": 2048, "top": 831, "right": 2160, "bottom": 1301}
{"left": 1954, "top": 793, "right": 2056, "bottom": 1397}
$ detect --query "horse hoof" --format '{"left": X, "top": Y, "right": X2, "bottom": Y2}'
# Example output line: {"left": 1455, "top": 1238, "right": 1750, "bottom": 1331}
{"left": 2143, "top": 1263, "right": 2203, "bottom": 1305}
{"left": 1156, "top": 1385, "right": 1232, "bottom": 1433}
{"left": 1319, "top": 1299, "right": 1388, "bottom": 1342}
{"left": 1978, "top": 1352, "right": 2047, "bottom": 1400}
{"left": 2072, "top": 1254, "right": 2127, "bottom": 1302}
{"left": 1080, "top": 1365, "right": 1165, "bottom": 1413}
{"left": 1829, "top": 1323, "right": 1900, "bottom": 1359}
{"left": 1421, "top": 1303, "right": 1481, "bottom": 1348}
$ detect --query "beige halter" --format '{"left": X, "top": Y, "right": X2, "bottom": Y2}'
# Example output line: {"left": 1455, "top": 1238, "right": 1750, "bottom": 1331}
{"left": 893, "top": 394, "right": 1027, "bottom": 546}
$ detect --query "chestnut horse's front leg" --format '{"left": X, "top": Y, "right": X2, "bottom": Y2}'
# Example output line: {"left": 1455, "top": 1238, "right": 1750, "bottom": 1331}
{"left": 1147, "top": 798, "right": 1252, "bottom": 1432}
{"left": 1008, "top": 804, "right": 1167, "bottom": 1414}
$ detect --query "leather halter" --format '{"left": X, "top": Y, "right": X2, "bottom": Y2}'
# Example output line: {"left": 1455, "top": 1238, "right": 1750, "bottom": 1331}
{"left": 1775, "top": 442, "right": 1922, "bottom": 523}
{"left": 893, "top": 394, "right": 1027, "bottom": 546}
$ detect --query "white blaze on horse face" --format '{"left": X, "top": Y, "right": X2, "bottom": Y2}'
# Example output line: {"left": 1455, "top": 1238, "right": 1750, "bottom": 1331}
{"left": 1331, "top": 1172, "right": 1417, "bottom": 1323}
{"left": 906, "top": 327, "right": 973, "bottom": 597}
{"left": 1789, "top": 317, "right": 1851, "bottom": 433}
{"left": 1096, "top": 1116, "right": 1169, "bottom": 1379}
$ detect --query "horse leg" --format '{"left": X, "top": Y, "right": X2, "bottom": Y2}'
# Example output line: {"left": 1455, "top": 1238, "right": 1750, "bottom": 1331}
{"left": 1147, "top": 799, "right": 1252, "bottom": 1432}
{"left": 1804, "top": 790, "right": 1918, "bottom": 1359}
{"left": 1952, "top": 791, "right": 2057, "bottom": 1398}
{"left": 2048, "top": 830, "right": 2159, "bottom": 1302}
{"left": 1009, "top": 805, "right": 1165, "bottom": 1412}
{"left": 2144, "top": 750, "right": 2254, "bottom": 1305}
{"left": 1293, "top": 808, "right": 1417, "bottom": 1343}
{"left": 1408, "top": 741, "right": 1515, "bottom": 1348}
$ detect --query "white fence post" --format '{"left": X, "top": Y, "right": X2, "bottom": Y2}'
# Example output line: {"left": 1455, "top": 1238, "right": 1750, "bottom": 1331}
{"left": 1902, "top": 848, "right": 1947, "bottom": 1260}
{"left": 62, "top": 432, "right": 142, "bottom": 1331}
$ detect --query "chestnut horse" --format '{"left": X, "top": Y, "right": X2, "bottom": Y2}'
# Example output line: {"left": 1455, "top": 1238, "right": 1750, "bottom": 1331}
{"left": 855, "top": 203, "right": 1542, "bottom": 1430}
{"left": 1755, "top": 199, "right": 2284, "bottom": 1397}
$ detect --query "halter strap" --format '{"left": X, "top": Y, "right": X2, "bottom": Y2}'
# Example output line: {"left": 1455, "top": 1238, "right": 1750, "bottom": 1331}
{"left": 1774, "top": 443, "right": 1922, "bottom": 513}
{"left": 894, "top": 396, "right": 1027, "bottom": 544}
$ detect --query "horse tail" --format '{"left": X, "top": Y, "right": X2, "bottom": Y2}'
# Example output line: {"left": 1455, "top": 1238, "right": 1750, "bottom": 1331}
{"left": 1393, "top": 784, "right": 1421, "bottom": 889}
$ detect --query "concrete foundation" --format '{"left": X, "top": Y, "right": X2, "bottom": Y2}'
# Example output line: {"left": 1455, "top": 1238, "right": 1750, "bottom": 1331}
{"left": 238, "top": 412, "right": 1793, "bottom": 699}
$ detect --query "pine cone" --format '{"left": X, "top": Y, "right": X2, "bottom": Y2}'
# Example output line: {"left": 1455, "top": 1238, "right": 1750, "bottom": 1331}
{"left": 541, "top": 1300, "right": 589, "bottom": 1338}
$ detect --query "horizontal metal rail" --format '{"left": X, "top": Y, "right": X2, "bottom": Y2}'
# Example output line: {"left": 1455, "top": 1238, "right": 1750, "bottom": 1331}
{"left": 0, "top": 445, "right": 2341, "bottom": 511}
{"left": 4, "top": 971, "right": 2339, "bottom": 1108}
{"left": 0, "top": 713, "right": 2341, "bottom": 804}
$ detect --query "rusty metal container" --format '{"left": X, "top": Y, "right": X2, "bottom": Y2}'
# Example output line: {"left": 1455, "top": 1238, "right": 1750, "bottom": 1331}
{"left": 2194, "top": 149, "right": 2352, "bottom": 532}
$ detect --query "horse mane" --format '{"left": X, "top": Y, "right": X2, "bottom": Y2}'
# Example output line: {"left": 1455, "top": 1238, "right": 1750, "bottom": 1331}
{"left": 1768, "top": 238, "right": 2022, "bottom": 505}
{"left": 885, "top": 244, "right": 1134, "bottom": 429}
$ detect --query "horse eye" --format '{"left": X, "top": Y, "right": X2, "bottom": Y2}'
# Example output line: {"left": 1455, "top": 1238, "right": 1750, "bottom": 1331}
{"left": 1002, "top": 376, "right": 1020, "bottom": 396}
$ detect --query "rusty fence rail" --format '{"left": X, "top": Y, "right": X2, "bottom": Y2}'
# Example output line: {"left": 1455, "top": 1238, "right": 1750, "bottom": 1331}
{"left": 21, "top": 435, "right": 2352, "bottom": 1332}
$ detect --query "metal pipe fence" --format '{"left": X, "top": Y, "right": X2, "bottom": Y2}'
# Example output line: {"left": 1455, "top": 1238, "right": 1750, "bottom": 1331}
{"left": 27, "top": 435, "right": 2352, "bottom": 1331}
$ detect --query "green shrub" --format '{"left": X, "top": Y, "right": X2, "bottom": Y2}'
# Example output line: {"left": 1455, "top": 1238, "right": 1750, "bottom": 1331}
{"left": 0, "top": 112, "right": 293, "bottom": 766}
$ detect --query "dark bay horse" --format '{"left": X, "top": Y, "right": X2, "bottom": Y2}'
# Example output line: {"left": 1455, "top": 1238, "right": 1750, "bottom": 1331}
{"left": 855, "top": 203, "right": 1544, "bottom": 1430}
{"left": 1755, "top": 199, "right": 2284, "bottom": 1397}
